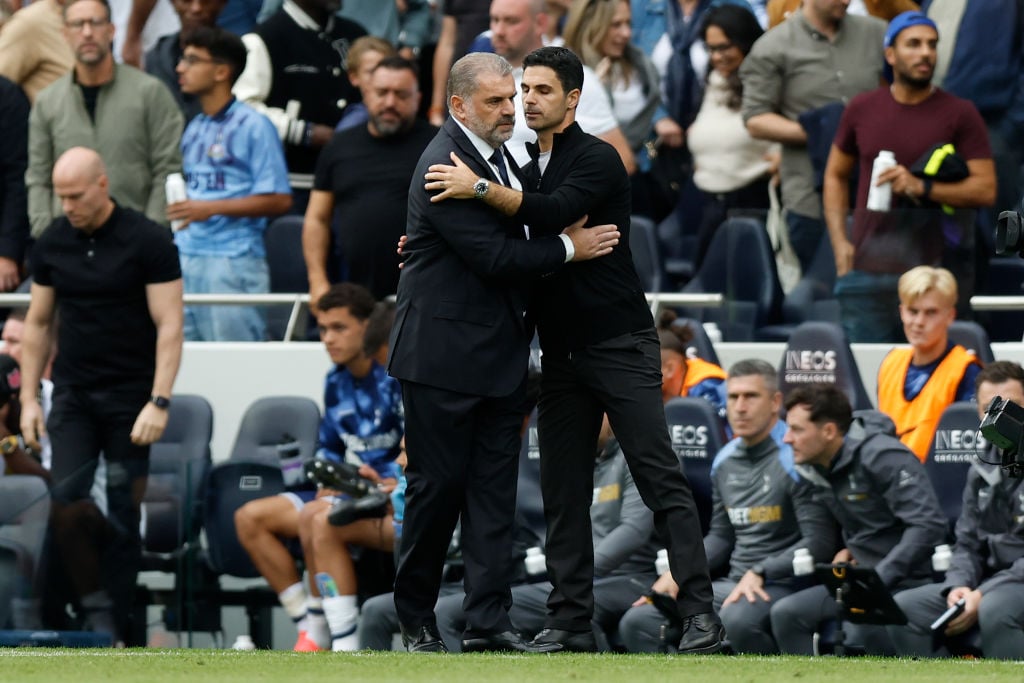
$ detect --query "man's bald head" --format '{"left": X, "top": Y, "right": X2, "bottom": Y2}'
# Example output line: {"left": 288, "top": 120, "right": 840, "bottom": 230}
{"left": 53, "top": 146, "right": 107, "bottom": 186}
{"left": 52, "top": 147, "right": 114, "bottom": 232}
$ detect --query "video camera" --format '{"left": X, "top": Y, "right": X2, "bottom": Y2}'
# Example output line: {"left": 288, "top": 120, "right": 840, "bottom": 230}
{"left": 978, "top": 395, "right": 1024, "bottom": 477}
{"left": 303, "top": 458, "right": 389, "bottom": 526}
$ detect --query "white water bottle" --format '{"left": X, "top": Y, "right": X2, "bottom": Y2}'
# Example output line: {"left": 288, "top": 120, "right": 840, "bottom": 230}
{"left": 655, "top": 548, "right": 670, "bottom": 576}
{"left": 525, "top": 546, "right": 547, "bottom": 575}
{"left": 866, "top": 150, "right": 897, "bottom": 212}
{"left": 231, "top": 634, "right": 256, "bottom": 651}
{"left": 165, "top": 172, "right": 188, "bottom": 231}
{"left": 792, "top": 547, "right": 814, "bottom": 576}
{"left": 932, "top": 544, "right": 952, "bottom": 573}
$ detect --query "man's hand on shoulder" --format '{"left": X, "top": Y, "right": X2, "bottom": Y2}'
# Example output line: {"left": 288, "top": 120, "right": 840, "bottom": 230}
{"left": 564, "top": 216, "right": 619, "bottom": 261}
{"left": 425, "top": 152, "right": 479, "bottom": 202}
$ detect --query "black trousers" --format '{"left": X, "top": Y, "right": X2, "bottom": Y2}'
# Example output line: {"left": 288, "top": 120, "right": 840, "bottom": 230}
{"left": 394, "top": 379, "right": 525, "bottom": 635}
{"left": 537, "top": 329, "right": 713, "bottom": 631}
{"left": 47, "top": 384, "right": 151, "bottom": 638}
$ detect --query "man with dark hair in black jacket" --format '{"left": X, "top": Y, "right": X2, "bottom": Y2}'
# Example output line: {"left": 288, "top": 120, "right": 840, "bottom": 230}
{"left": 424, "top": 45, "right": 721, "bottom": 655}
{"left": 772, "top": 384, "right": 947, "bottom": 655}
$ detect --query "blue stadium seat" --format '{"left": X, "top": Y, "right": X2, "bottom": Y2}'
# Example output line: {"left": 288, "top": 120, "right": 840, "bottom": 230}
{"left": 947, "top": 321, "right": 995, "bottom": 364}
{"left": 927, "top": 401, "right": 983, "bottom": 534}
{"left": 671, "top": 316, "right": 721, "bottom": 366}
{"left": 630, "top": 215, "right": 664, "bottom": 292}
{"left": 757, "top": 235, "right": 839, "bottom": 341}
{"left": 778, "top": 321, "right": 874, "bottom": 411}
{"left": 680, "top": 216, "right": 783, "bottom": 341}
{"left": 263, "top": 215, "right": 308, "bottom": 340}
{"left": 664, "top": 397, "right": 728, "bottom": 534}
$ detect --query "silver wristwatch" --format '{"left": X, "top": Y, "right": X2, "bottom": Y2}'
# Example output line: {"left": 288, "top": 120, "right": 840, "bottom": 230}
{"left": 473, "top": 178, "right": 490, "bottom": 199}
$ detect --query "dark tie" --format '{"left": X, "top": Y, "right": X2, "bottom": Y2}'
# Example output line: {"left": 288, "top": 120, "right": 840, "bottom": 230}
{"left": 489, "top": 148, "right": 511, "bottom": 186}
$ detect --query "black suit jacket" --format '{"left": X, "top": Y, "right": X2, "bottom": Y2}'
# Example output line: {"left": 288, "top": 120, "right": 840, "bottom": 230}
{"left": 388, "top": 119, "right": 567, "bottom": 398}
{"left": 516, "top": 123, "right": 652, "bottom": 355}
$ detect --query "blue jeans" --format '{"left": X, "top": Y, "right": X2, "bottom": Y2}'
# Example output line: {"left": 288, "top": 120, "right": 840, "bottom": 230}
{"left": 833, "top": 270, "right": 902, "bottom": 344}
{"left": 180, "top": 253, "right": 269, "bottom": 341}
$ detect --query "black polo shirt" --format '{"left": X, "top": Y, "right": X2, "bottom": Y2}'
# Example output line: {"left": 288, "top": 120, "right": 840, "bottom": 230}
{"left": 32, "top": 205, "right": 181, "bottom": 391}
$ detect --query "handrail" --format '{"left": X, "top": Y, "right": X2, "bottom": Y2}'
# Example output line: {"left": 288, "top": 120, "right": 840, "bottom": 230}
{"left": 969, "top": 296, "right": 1024, "bottom": 311}
{"left": 0, "top": 291, "right": 725, "bottom": 341}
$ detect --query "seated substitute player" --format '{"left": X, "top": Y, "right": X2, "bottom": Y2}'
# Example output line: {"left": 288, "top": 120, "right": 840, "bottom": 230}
{"left": 619, "top": 359, "right": 836, "bottom": 654}
{"left": 770, "top": 384, "right": 947, "bottom": 655}
{"left": 234, "top": 283, "right": 403, "bottom": 651}
{"left": 876, "top": 266, "right": 982, "bottom": 462}
{"left": 888, "top": 360, "right": 1024, "bottom": 660}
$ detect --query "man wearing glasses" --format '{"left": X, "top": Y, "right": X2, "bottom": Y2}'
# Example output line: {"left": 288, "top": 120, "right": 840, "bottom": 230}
{"left": 26, "top": 0, "right": 183, "bottom": 238}
{"left": 169, "top": 25, "right": 291, "bottom": 341}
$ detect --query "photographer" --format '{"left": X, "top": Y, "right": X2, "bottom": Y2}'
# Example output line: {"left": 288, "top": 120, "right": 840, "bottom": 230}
{"left": 233, "top": 283, "right": 403, "bottom": 652}
{"left": 888, "top": 361, "right": 1024, "bottom": 660}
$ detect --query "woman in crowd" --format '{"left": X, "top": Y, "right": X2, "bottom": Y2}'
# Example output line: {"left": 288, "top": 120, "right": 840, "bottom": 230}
{"left": 563, "top": 0, "right": 681, "bottom": 218}
{"left": 686, "top": 4, "right": 776, "bottom": 269}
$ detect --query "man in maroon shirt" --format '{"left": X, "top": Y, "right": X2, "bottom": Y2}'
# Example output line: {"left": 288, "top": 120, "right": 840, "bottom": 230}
{"left": 822, "top": 10, "right": 995, "bottom": 343}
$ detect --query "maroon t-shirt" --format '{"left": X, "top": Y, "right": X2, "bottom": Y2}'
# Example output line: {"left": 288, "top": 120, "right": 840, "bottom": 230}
{"left": 833, "top": 87, "right": 991, "bottom": 273}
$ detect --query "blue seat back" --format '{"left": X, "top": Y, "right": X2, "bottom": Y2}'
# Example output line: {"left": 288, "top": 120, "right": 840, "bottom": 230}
{"left": 664, "top": 397, "right": 728, "bottom": 534}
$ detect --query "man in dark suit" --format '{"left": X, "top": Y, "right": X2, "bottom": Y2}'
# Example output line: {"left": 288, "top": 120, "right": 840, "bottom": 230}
{"left": 387, "top": 51, "right": 622, "bottom": 654}
{"left": 424, "top": 46, "right": 723, "bottom": 654}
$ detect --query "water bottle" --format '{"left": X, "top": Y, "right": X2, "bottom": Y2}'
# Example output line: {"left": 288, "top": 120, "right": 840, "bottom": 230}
{"left": 231, "top": 634, "right": 256, "bottom": 651}
{"left": 932, "top": 544, "right": 952, "bottom": 573}
{"left": 655, "top": 548, "right": 670, "bottom": 576}
{"left": 792, "top": 547, "right": 814, "bottom": 576}
{"left": 164, "top": 172, "right": 188, "bottom": 231}
{"left": 525, "top": 547, "right": 547, "bottom": 575}
{"left": 866, "top": 150, "right": 897, "bottom": 212}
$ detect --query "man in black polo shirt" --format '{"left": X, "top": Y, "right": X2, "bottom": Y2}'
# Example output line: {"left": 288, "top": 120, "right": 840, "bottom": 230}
{"left": 19, "top": 146, "right": 184, "bottom": 644}
{"left": 424, "top": 46, "right": 721, "bottom": 654}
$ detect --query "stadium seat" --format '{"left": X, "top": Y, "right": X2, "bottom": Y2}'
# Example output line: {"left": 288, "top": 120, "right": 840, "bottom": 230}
{"left": 671, "top": 316, "right": 721, "bottom": 366}
{"left": 927, "top": 401, "right": 983, "bottom": 533}
{"left": 947, "top": 320, "right": 995, "bottom": 364}
{"left": 664, "top": 397, "right": 729, "bottom": 534}
{"left": 778, "top": 321, "right": 874, "bottom": 411}
{"left": 630, "top": 215, "right": 664, "bottom": 293}
{"left": 203, "top": 396, "right": 321, "bottom": 578}
{"left": 0, "top": 476, "right": 50, "bottom": 627}
{"left": 680, "top": 216, "right": 783, "bottom": 341}
{"left": 142, "top": 395, "right": 213, "bottom": 562}
{"left": 263, "top": 215, "right": 308, "bottom": 340}
{"left": 757, "top": 235, "right": 839, "bottom": 341}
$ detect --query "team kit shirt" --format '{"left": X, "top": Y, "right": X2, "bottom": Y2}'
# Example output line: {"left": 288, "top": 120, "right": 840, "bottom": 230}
{"left": 175, "top": 97, "right": 291, "bottom": 258}
{"left": 318, "top": 361, "right": 404, "bottom": 479}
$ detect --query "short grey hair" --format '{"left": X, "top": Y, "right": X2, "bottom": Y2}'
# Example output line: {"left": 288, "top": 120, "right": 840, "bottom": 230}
{"left": 447, "top": 52, "right": 514, "bottom": 106}
{"left": 727, "top": 358, "right": 778, "bottom": 392}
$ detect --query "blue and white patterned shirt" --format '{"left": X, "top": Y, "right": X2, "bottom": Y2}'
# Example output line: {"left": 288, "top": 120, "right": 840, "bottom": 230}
{"left": 175, "top": 98, "right": 291, "bottom": 258}
{"left": 318, "top": 360, "right": 404, "bottom": 479}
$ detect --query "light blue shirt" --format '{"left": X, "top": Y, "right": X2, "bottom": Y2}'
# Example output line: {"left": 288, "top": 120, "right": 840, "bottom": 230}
{"left": 176, "top": 98, "right": 291, "bottom": 258}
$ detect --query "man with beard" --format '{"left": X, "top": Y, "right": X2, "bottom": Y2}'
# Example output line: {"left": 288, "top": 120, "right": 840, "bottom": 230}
{"left": 387, "top": 51, "right": 621, "bottom": 653}
{"left": 303, "top": 56, "right": 436, "bottom": 302}
{"left": 822, "top": 10, "right": 995, "bottom": 342}
{"left": 424, "top": 46, "right": 722, "bottom": 655}
{"left": 26, "top": 0, "right": 183, "bottom": 237}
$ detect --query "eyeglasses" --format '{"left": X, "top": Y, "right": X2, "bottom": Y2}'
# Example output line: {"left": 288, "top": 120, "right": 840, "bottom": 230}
{"left": 705, "top": 42, "right": 736, "bottom": 55}
{"left": 178, "top": 54, "right": 218, "bottom": 66}
{"left": 65, "top": 17, "right": 109, "bottom": 31}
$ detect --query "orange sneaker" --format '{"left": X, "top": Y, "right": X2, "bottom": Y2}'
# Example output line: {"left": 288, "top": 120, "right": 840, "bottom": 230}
{"left": 293, "top": 630, "right": 325, "bottom": 652}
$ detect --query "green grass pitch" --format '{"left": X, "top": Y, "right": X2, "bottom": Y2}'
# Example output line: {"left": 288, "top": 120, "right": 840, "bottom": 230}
{"left": 0, "top": 650, "right": 1021, "bottom": 683}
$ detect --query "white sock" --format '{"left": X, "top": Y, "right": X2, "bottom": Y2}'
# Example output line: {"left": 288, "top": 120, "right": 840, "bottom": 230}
{"left": 323, "top": 595, "right": 359, "bottom": 652}
{"left": 306, "top": 597, "right": 330, "bottom": 649}
{"left": 278, "top": 582, "right": 308, "bottom": 629}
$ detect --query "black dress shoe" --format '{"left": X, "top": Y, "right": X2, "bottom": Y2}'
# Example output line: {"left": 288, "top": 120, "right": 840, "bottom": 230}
{"left": 462, "top": 630, "right": 554, "bottom": 653}
{"left": 528, "top": 628, "right": 598, "bottom": 653}
{"left": 676, "top": 612, "right": 725, "bottom": 654}
{"left": 401, "top": 624, "right": 449, "bottom": 653}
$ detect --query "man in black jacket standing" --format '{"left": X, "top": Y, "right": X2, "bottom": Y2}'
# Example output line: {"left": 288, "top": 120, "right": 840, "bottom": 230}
{"left": 388, "top": 51, "right": 621, "bottom": 654}
{"left": 425, "top": 46, "right": 722, "bottom": 654}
